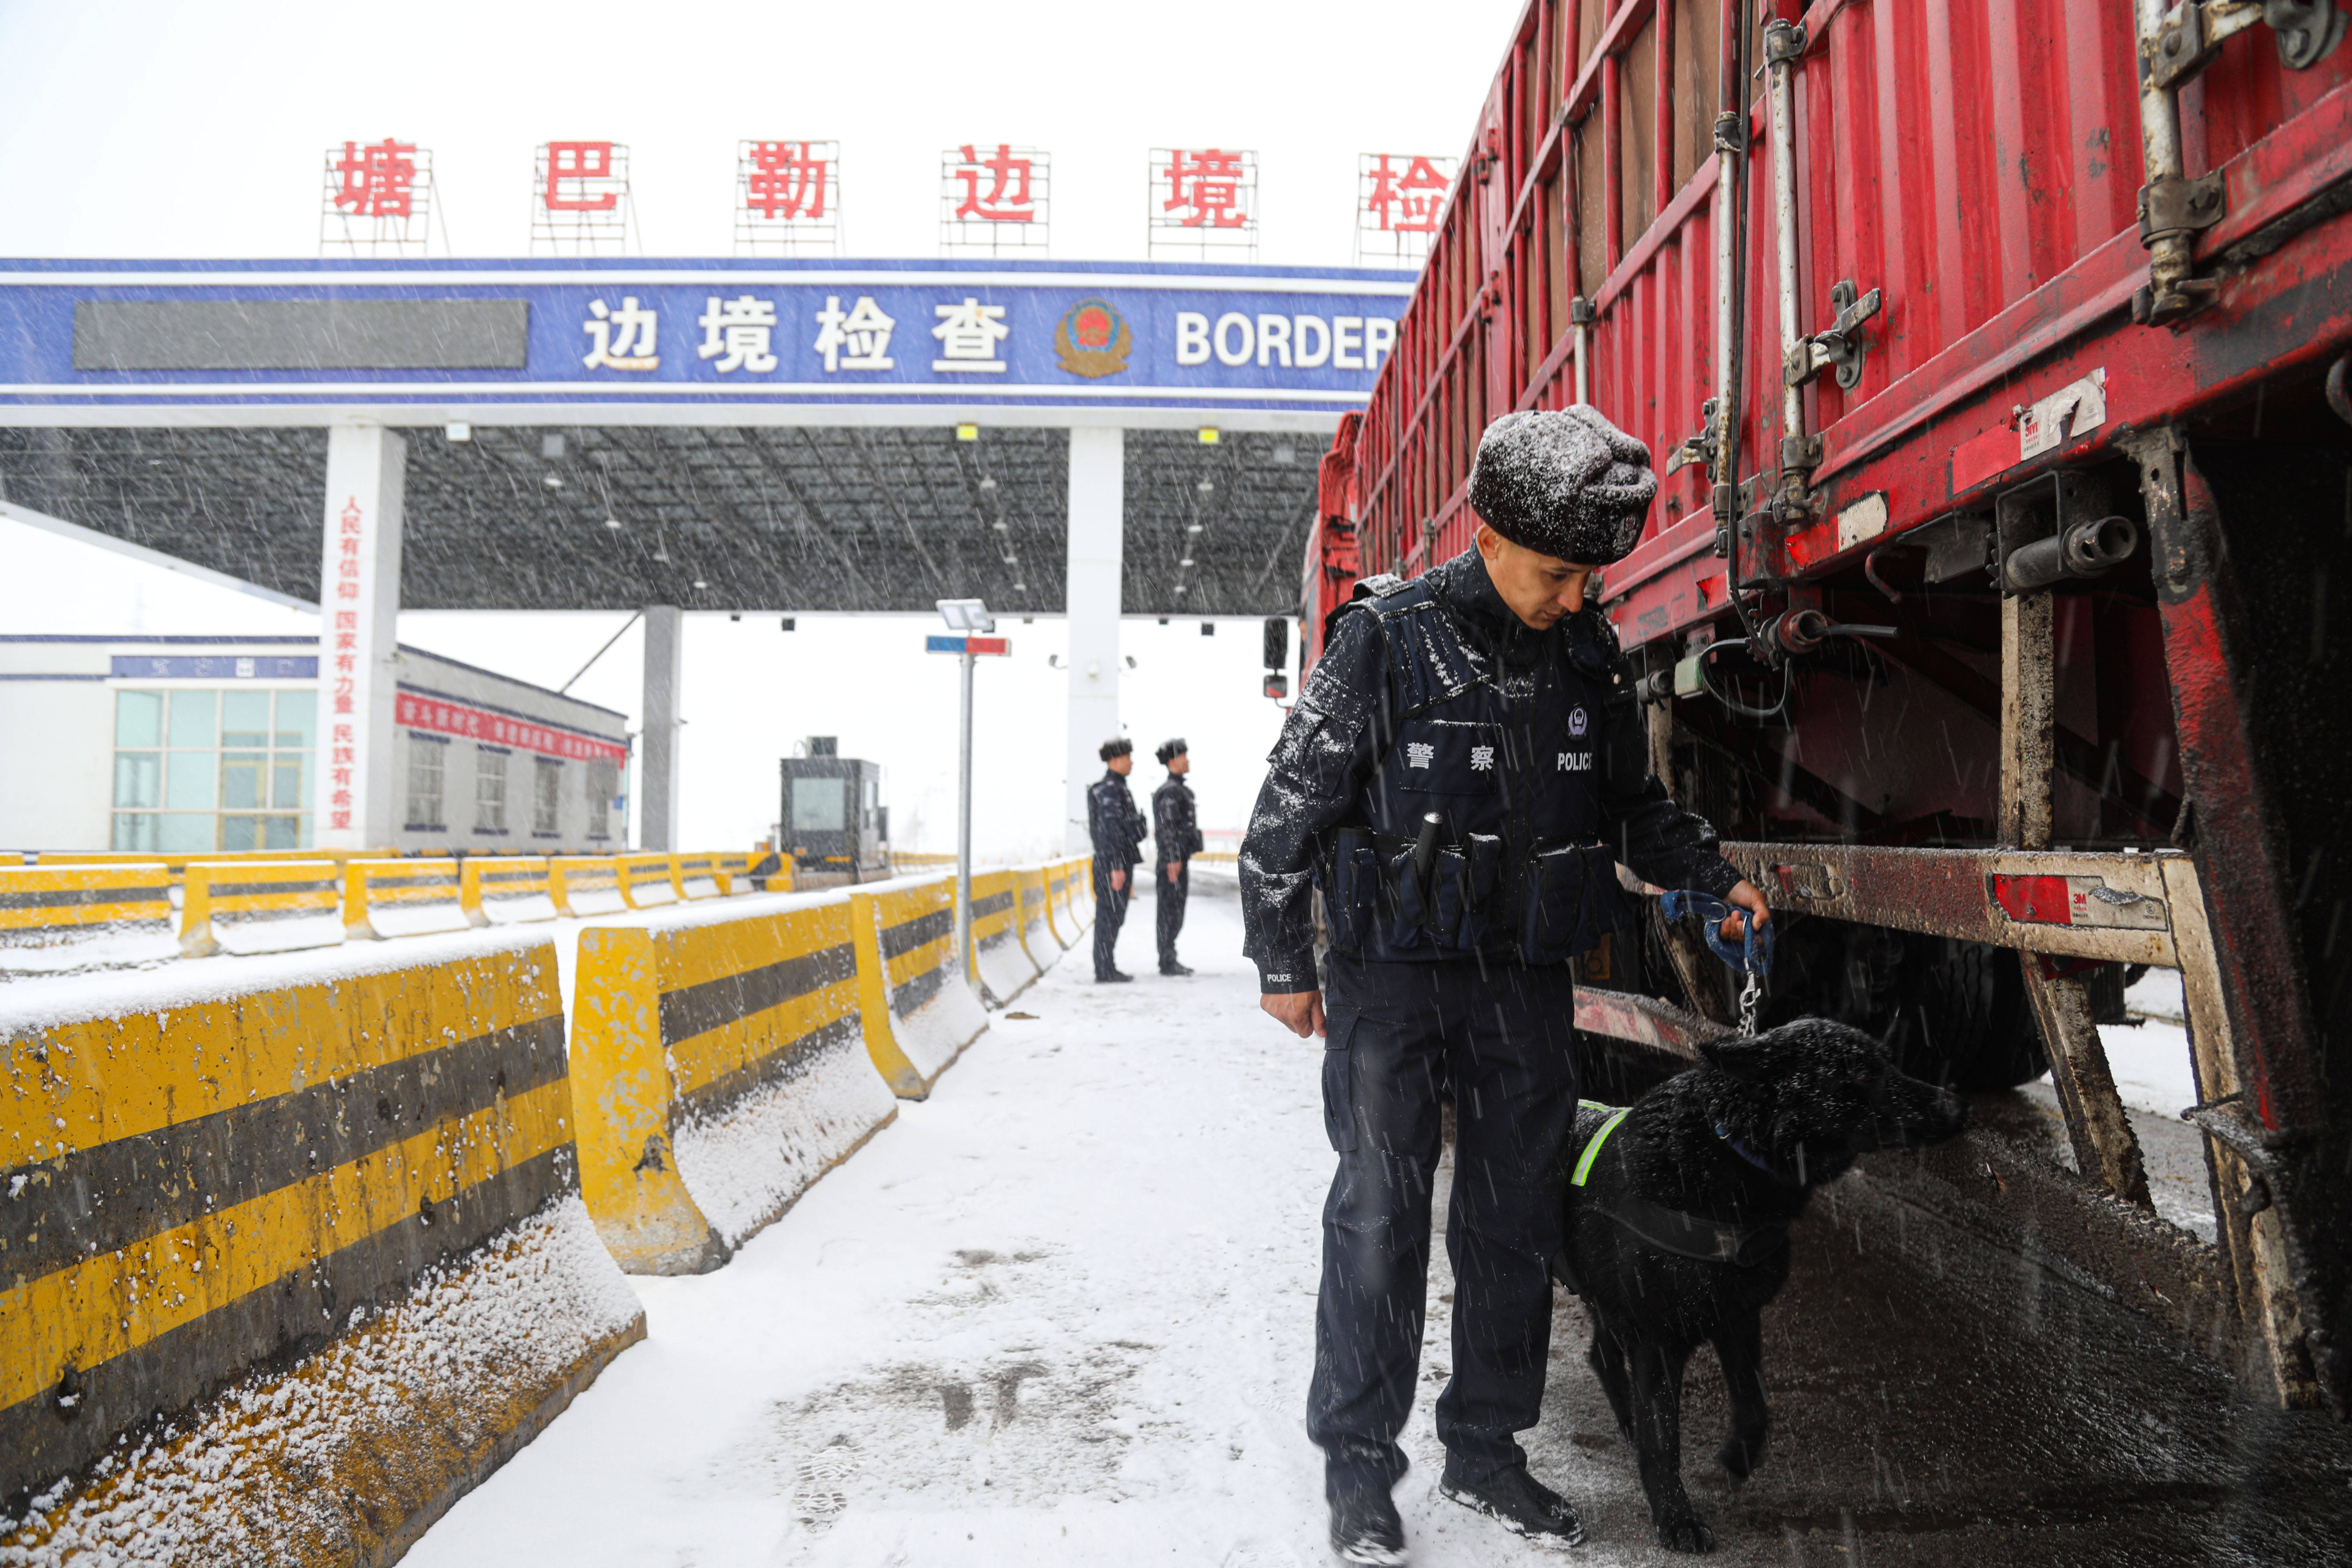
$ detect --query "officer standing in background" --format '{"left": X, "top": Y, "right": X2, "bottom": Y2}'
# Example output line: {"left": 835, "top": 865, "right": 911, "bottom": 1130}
{"left": 1086, "top": 737, "right": 1148, "bottom": 983}
{"left": 1238, "top": 407, "right": 1770, "bottom": 1563}
{"left": 1151, "top": 738, "right": 1202, "bottom": 976}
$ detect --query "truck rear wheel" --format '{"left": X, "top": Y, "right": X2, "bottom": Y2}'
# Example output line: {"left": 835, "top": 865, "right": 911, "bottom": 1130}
{"left": 1760, "top": 916, "right": 2047, "bottom": 1091}
{"left": 1897, "top": 936, "right": 2048, "bottom": 1092}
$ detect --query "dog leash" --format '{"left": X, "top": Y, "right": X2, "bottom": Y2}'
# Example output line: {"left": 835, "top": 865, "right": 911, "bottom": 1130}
{"left": 1659, "top": 889, "right": 1776, "bottom": 1032}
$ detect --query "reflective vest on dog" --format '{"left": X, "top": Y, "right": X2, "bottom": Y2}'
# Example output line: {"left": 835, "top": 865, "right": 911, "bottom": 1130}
{"left": 1321, "top": 573, "right": 1625, "bottom": 966}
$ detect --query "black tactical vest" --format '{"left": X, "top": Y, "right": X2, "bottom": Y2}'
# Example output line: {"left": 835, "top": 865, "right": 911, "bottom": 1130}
{"left": 1322, "top": 574, "right": 1624, "bottom": 966}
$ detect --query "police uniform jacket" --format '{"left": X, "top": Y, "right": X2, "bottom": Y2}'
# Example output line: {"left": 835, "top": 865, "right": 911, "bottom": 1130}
{"left": 1153, "top": 775, "right": 1202, "bottom": 866}
{"left": 1087, "top": 769, "right": 1148, "bottom": 870}
{"left": 1239, "top": 545, "right": 1742, "bottom": 993}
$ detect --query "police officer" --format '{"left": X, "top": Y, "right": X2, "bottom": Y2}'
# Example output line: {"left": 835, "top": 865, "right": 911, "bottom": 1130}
{"left": 1087, "top": 737, "right": 1149, "bottom": 982}
{"left": 1238, "top": 407, "right": 1769, "bottom": 1563}
{"left": 1151, "top": 738, "right": 1202, "bottom": 976}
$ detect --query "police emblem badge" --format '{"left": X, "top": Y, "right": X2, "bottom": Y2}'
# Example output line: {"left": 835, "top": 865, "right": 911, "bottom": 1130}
{"left": 1055, "top": 297, "right": 1132, "bottom": 378}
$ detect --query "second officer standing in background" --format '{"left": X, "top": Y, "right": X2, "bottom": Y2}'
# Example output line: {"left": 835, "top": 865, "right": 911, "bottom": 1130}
{"left": 1151, "top": 738, "right": 1202, "bottom": 976}
{"left": 1086, "top": 737, "right": 1148, "bottom": 982}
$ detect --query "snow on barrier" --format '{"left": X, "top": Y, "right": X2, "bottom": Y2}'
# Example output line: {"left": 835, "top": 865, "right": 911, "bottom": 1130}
{"left": 617, "top": 852, "right": 681, "bottom": 910}
{"left": 0, "top": 864, "right": 179, "bottom": 976}
{"left": 550, "top": 856, "right": 628, "bottom": 917}
{"left": 673, "top": 853, "right": 726, "bottom": 899}
{"left": 569, "top": 897, "right": 899, "bottom": 1274}
{"left": 463, "top": 854, "right": 560, "bottom": 925}
{"left": 0, "top": 934, "right": 644, "bottom": 1567}
{"left": 849, "top": 876, "right": 987, "bottom": 1096}
{"left": 712, "top": 852, "right": 755, "bottom": 894}
{"left": 968, "top": 868, "right": 1038, "bottom": 1008}
{"left": 342, "top": 856, "right": 471, "bottom": 941}
{"left": 1041, "top": 860, "right": 1076, "bottom": 949}
{"left": 1016, "top": 866, "right": 1060, "bottom": 971}
{"left": 179, "top": 859, "right": 345, "bottom": 958}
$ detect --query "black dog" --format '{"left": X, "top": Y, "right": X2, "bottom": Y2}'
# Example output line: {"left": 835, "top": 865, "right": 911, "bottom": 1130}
{"left": 1554, "top": 1018, "right": 1966, "bottom": 1553}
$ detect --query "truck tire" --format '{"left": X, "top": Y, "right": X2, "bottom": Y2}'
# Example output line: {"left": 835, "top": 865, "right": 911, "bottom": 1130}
{"left": 1897, "top": 936, "right": 2048, "bottom": 1092}
{"left": 1754, "top": 916, "right": 2047, "bottom": 1091}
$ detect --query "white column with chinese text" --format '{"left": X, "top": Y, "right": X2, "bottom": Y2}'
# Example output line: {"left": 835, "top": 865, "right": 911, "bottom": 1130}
{"left": 1064, "top": 426, "right": 1122, "bottom": 853}
{"left": 317, "top": 425, "right": 405, "bottom": 850}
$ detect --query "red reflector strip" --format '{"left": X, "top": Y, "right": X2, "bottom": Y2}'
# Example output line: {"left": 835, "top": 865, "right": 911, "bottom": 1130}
{"left": 1990, "top": 873, "right": 2072, "bottom": 924}
{"left": 965, "top": 636, "right": 1010, "bottom": 655}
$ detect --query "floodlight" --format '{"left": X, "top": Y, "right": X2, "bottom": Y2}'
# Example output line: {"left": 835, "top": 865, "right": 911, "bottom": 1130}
{"left": 1197, "top": 427, "right": 1221, "bottom": 444}
{"left": 936, "top": 598, "right": 994, "bottom": 633}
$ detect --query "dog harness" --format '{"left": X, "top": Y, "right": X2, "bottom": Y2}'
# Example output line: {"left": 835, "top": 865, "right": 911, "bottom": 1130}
{"left": 1569, "top": 1100, "right": 1790, "bottom": 1270}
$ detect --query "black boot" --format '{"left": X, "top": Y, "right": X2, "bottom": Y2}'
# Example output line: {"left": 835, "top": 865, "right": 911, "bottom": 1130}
{"left": 1329, "top": 1482, "right": 1408, "bottom": 1566}
{"left": 1095, "top": 968, "right": 1133, "bottom": 983}
{"left": 1438, "top": 1456, "right": 1585, "bottom": 1548}
{"left": 1159, "top": 960, "right": 1194, "bottom": 976}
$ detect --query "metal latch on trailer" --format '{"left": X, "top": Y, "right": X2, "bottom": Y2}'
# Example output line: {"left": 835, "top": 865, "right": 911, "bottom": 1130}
{"left": 2144, "top": 0, "right": 2345, "bottom": 91}
{"left": 1784, "top": 279, "right": 1882, "bottom": 393}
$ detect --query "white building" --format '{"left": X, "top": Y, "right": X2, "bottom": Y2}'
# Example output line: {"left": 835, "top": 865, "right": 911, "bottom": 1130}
{"left": 0, "top": 635, "right": 630, "bottom": 854}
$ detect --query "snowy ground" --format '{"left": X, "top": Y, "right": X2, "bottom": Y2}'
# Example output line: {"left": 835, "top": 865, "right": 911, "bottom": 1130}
{"left": 2018, "top": 967, "right": 2219, "bottom": 1241}
{"left": 398, "top": 881, "right": 1731, "bottom": 1568}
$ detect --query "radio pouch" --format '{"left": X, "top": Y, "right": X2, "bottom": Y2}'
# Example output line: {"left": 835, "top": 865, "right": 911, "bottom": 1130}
{"left": 1384, "top": 846, "right": 1427, "bottom": 950}
{"left": 1326, "top": 829, "right": 1380, "bottom": 951}
{"left": 1572, "top": 843, "right": 1623, "bottom": 956}
{"left": 1520, "top": 845, "right": 1588, "bottom": 966}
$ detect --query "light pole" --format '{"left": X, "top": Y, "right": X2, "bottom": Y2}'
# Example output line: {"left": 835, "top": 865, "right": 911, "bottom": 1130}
{"left": 935, "top": 598, "right": 994, "bottom": 987}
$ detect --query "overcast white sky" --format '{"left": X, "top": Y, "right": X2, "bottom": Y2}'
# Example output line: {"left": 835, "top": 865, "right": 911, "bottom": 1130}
{"left": 0, "top": 0, "right": 1528, "bottom": 856}
{"left": 0, "top": 0, "right": 1525, "bottom": 265}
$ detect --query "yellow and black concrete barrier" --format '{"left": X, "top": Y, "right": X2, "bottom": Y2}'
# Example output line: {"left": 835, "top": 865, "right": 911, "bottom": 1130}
{"left": 0, "top": 864, "right": 178, "bottom": 976}
{"left": 569, "top": 897, "right": 901, "bottom": 1274}
{"left": 846, "top": 875, "right": 988, "bottom": 1098}
{"left": 968, "top": 868, "right": 1037, "bottom": 1007}
{"left": 0, "top": 935, "right": 645, "bottom": 1565}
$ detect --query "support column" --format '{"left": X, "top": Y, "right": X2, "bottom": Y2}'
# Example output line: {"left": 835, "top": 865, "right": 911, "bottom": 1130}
{"left": 318, "top": 425, "right": 405, "bottom": 851}
{"left": 640, "top": 604, "right": 682, "bottom": 851}
{"left": 2000, "top": 586, "right": 2151, "bottom": 1210}
{"left": 1064, "top": 427, "right": 1124, "bottom": 852}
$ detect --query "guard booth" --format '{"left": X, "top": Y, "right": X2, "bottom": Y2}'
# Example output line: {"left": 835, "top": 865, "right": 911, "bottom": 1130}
{"left": 778, "top": 738, "right": 887, "bottom": 886}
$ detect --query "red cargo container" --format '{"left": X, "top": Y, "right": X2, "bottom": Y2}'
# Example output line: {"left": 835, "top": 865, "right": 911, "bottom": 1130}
{"left": 1309, "top": 0, "right": 2351, "bottom": 1414}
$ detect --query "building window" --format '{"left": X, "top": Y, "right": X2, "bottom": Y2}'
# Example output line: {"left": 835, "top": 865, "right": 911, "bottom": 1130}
{"left": 475, "top": 747, "right": 509, "bottom": 834}
{"left": 407, "top": 735, "right": 447, "bottom": 830}
{"left": 532, "top": 757, "right": 562, "bottom": 835}
{"left": 585, "top": 758, "right": 619, "bottom": 841}
{"left": 790, "top": 777, "right": 848, "bottom": 832}
{"left": 111, "top": 687, "right": 313, "bottom": 852}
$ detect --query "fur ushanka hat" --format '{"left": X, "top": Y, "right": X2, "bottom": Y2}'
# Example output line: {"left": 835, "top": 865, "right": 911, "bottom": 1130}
{"left": 1467, "top": 405, "right": 1658, "bottom": 566}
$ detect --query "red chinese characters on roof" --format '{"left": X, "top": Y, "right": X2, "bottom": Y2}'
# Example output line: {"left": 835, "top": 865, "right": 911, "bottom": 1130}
{"left": 746, "top": 141, "right": 828, "bottom": 221}
{"left": 952, "top": 144, "right": 1037, "bottom": 223}
{"left": 1162, "top": 148, "right": 1249, "bottom": 230}
{"left": 1363, "top": 154, "right": 1452, "bottom": 234}
{"left": 544, "top": 141, "right": 621, "bottom": 212}
{"left": 334, "top": 139, "right": 417, "bottom": 220}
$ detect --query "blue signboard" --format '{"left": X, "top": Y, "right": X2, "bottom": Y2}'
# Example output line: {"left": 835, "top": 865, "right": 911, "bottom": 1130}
{"left": 109, "top": 654, "right": 318, "bottom": 679}
{"left": 0, "top": 258, "right": 1414, "bottom": 416}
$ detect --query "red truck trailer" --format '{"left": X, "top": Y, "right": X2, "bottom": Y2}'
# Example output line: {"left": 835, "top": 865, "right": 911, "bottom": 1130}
{"left": 1307, "top": 0, "right": 2351, "bottom": 1415}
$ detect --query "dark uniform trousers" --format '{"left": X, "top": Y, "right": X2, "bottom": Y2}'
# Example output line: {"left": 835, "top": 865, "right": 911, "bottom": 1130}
{"left": 1154, "top": 860, "right": 1188, "bottom": 969}
{"left": 1092, "top": 863, "right": 1131, "bottom": 978}
{"left": 1307, "top": 951, "right": 1582, "bottom": 1494}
